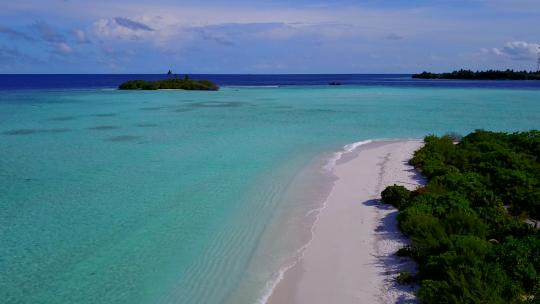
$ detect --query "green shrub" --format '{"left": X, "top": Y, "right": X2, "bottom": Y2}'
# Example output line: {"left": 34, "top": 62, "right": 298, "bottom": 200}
{"left": 382, "top": 130, "right": 540, "bottom": 303}
{"left": 396, "top": 271, "right": 416, "bottom": 284}
{"left": 381, "top": 185, "right": 411, "bottom": 208}
{"left": 118, "top": 78, "right": 219, "bottom": 91}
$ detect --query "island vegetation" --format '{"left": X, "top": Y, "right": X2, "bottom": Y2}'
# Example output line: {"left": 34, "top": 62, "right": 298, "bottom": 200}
{"left": 382, "top": 130, "right": 540, "bottom": 303}
{"left": 412, "top": 69, "right": 540, "bottom": 80}
{"left": 118, "top": 75, "right": 219, "bottom": 91}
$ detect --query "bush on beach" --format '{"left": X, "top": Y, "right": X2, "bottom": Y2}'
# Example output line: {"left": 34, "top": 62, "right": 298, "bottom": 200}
{"left": 382, "top": 185, "right": 411, "bottom": 208}
{"left": 381, "top": 130, "right": 540, "bottom": 303}
{"left": 396, "top": 271, "right": 417, "bottom": 285}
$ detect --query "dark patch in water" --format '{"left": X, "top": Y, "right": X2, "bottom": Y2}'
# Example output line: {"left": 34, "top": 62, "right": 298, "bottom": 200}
{"left": 273, "top": 105, "right": 292, "bottom": 109}
{"left": 106, "top": 135, "right": 142, "bottom": 142}
{"left": 89, "top": 125, "right": 120, "bottom": 130}
{"left": 2, "top": 129, "right": 37, "bottom": 135}
{"left": 134, "top": 123, "right": 158, "bottom": 127}
{"left": 91, "top": 113, "right": 117, "bottom": 117}
{"left": 2, "top": 128, "right": 72, "bottom": 135}
{"left": 309, "top": 109, "right": 340, "bottom": 113}
{"left": 189, "top": 101, "right": 246, "bottom": 108}
{"left": 42, "top": 128, "right": 72, "bottom": 133}
{"left": 48, "top": 116, "right": 78, "bottom": 121}
{"left": 172, "top": 108, "right": 193, "bottom": 113}
{"left": 140, "top": 107, "right": 162, "bottom": 111}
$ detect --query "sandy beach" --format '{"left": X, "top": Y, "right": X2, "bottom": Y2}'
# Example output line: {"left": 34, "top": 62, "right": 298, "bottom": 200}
{"left": 267, "top": 140, "right": 424, "bottom": 304}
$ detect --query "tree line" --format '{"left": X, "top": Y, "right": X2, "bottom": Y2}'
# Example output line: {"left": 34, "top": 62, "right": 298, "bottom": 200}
{"left": 413, "top": 70, "right": 540, "bottom": 80}
{"left": 118, "top": 78, "right": 219, "bottom": 91}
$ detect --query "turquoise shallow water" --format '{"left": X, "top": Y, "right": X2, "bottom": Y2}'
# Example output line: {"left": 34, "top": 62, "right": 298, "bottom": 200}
{"left": 1, "top": 86, "right": 540, "bottom": 303}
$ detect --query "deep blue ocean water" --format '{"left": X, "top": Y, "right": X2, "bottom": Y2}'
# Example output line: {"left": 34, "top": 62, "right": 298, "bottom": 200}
{"left": 1, "top": 75, "right": 539, "bottom": 304}
{"left": 2, "top": 74, "right": 540, "bottom": 90}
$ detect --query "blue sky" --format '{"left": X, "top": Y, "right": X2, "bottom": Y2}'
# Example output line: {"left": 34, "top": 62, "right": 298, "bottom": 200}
{"left": 1, "top": 0, "right": 539, "bottom": 73}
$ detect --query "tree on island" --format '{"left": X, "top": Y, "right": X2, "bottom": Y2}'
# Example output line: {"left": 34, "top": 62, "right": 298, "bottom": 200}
{"left": 118, "top": 78, "right": 219, "bottom": 91}
{"left": 412, "top": 69, "right": 540, "bottom": 80}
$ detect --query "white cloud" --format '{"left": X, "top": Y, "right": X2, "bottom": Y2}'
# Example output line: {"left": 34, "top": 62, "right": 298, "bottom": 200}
{"left": 74, "top": 29, "right": 91, "bottom": 43}
{"left": 55, "top": 42, "right": 73, "bottom": 54}
{"left": 488, "top": 41, "right": 540, "bottom": 61}
{"left": 92, "top": 17, "right": 157, "bottom": 41}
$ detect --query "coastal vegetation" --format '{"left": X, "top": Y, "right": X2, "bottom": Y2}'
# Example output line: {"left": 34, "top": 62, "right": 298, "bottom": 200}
{"left": 118, "top": 77, "right": 219, "bottom": 91}
{"left": 382, "top": 130, "right": 540, "bottom": 303}
{"left": 412, "top": 70, "right": 540, "bottom": 80}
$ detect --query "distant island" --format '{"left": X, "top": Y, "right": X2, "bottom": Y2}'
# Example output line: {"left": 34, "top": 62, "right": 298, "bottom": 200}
{"left": 119, "top": 74, "right": 219, "bottom": 91}
{"left": 412, "top": 69, "right": 540, "bottom": 80}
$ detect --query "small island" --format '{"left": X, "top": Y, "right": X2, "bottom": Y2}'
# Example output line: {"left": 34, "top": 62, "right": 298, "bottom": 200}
{"left": 119, "top": 73, "right": 219, "bottom": 91}
{"left": 412, "top": 69, "right": 540, "bottom": 80}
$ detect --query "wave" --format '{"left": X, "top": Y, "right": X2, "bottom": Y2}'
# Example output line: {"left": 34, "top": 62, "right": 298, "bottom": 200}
{"left": 322, "top": 139, "right": 373, "bottom": 171}
{"left": 224, "top": 85, "right": 280, "bottom": 88}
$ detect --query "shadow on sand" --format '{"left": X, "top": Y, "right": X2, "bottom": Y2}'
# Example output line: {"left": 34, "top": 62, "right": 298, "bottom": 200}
{"left": 363, "top": 198, "right": 418, "bottom": 303}
{"left": 402, "top": 161, "right": 426, "bottom": 185}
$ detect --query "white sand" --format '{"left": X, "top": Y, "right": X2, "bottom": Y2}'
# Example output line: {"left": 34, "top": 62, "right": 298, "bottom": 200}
{"left": 267, "top": 140, "right": 424, "bottom": 304}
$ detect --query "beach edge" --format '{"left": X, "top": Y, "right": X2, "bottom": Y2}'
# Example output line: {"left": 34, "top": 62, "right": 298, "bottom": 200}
{"left": 267, "top": 139, "right": 424, "bottom": 304}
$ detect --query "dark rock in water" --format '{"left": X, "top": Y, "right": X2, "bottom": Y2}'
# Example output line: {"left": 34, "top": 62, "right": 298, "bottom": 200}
{"left": 329, "top": 82, "right": 342, "bottom": 86}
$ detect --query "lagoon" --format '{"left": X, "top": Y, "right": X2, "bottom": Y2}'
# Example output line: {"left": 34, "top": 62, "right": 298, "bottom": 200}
{"left": 1, "top": 81, "right": 540, "bottom": 303}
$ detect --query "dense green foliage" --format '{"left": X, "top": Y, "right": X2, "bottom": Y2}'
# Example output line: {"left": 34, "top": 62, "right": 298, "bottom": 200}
{"left": 397, "top": 271, "right": 417, "bottom": 285}
{"left": 381, "top": 130, "right": 540, "bottom": 303}
{"left": 118, "top": 78, "right": 219, "bottom": 90}
{"left": 412, "top": 70, "right": 540, "bottom": 80}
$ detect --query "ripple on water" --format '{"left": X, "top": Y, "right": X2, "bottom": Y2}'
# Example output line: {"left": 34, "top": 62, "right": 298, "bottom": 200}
{"left": 88, "top": 126, "right": 120, "bottom": 130}
{"left": 2, "top": 128, "right": 72, "bottom": 135}
{"left": 42, "top": 128, "right": 72, "bottom": 133}
{"left": 189, "top": 101, "right": 246, "bottom": 108}
{"left": 134, "top": 123, "right": 158, "bottom": 127}
{"left": 1, "top": 129, "right": 37, "bottom": 135}
{"left": 172, "top": 108, "right": 193, "bottom": 113}
{"left": 91, "top": 113, "right": 117, "bottom": 117}
{"left": 139, "top": 107, "right": 162, "bottom": 111}
{"left": 106, "top": 135, "right": 142, "bottom": 142}
{"left": 48, "top": 116, "right": 78, "bottom": 121}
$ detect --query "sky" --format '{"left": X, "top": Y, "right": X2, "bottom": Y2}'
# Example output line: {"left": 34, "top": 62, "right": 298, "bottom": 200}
{"left": 0, "top": 0, "right": 539, "bottom": 73}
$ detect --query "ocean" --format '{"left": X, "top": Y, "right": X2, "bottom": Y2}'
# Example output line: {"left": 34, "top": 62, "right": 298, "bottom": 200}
{"left": 1, "top": 75, "right": 540, "bottom": 303}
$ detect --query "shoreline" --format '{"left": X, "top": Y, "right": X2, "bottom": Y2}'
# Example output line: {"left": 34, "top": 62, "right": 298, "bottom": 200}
{"left": 266, "top": 140, "right": 424, "bottom": 304}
